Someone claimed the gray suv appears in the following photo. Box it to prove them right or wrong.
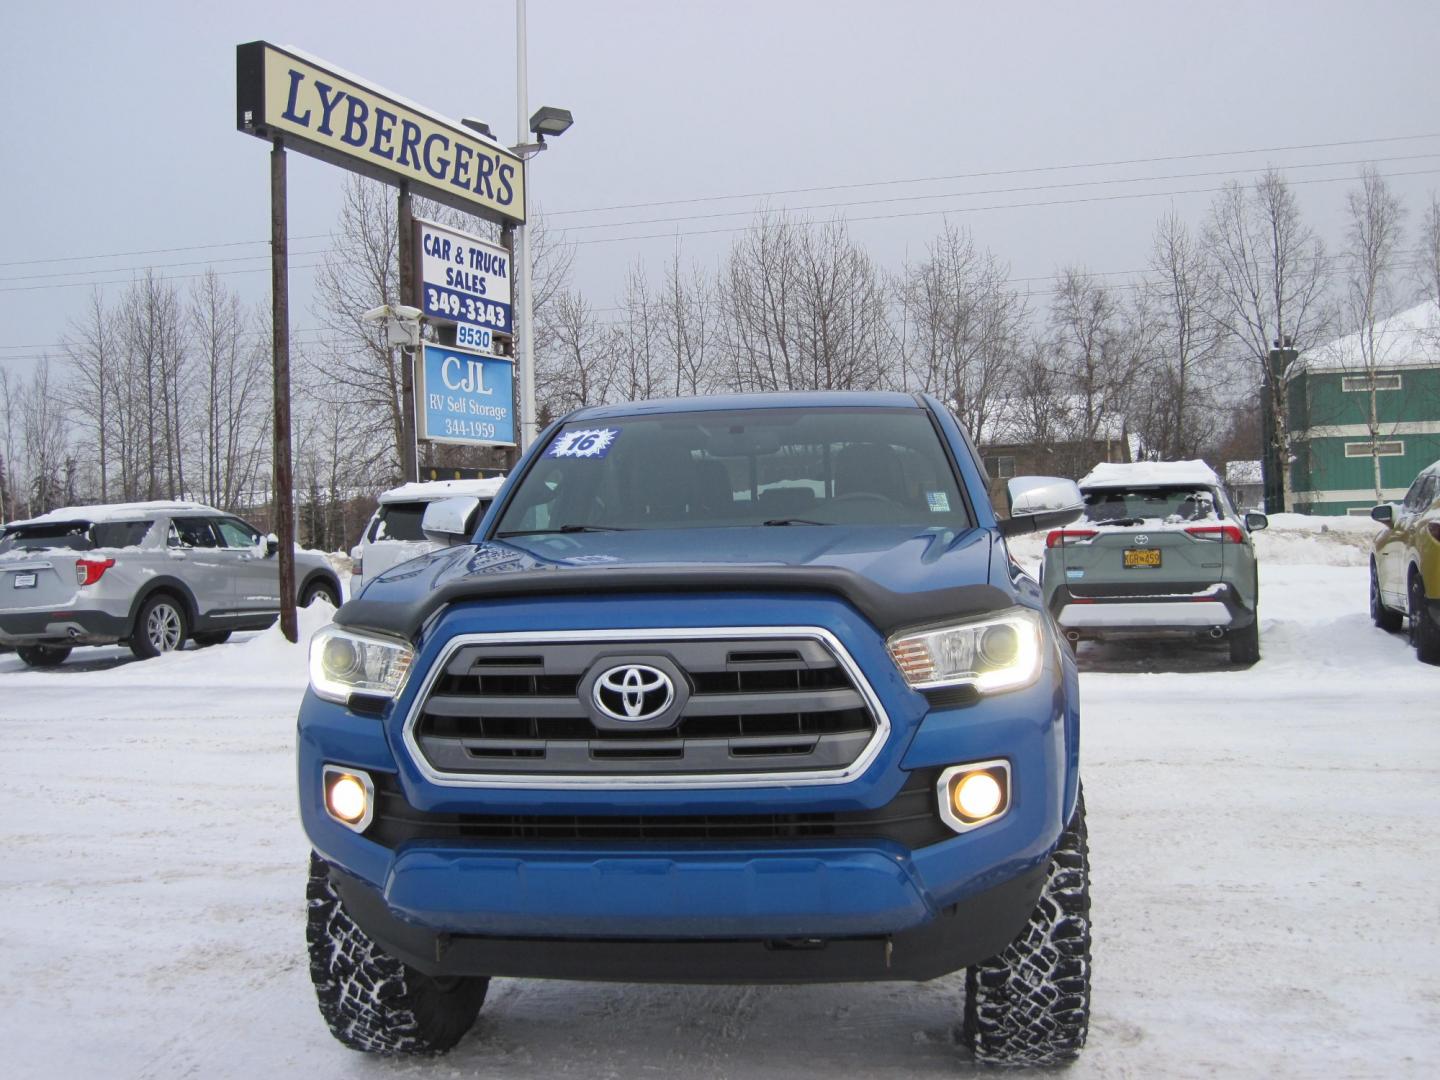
[1038,461,1268,663]
[0,500,342,667]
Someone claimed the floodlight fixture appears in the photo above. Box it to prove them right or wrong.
[529,106,573,138]
[461,117,494,138]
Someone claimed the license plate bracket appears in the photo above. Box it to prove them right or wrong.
[13,572,37,588]
[1123,548,1161,569]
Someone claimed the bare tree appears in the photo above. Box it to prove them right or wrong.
[899,223,1028,440]
[659,250,717,397]
[1339,166,1407,500]
[1419,192,1440,309]
[19,361,70,515]
[1143,211,1229,459]
[1204,171,1331,510]
[118,271,187,499]
[189,273,271,509]
[610,262,663,401]
[61,290,119,501]
[721,214,896,393]
[538,290,617,414]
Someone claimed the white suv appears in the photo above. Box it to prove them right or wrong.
[351,477,505,594]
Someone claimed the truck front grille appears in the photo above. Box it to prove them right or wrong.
[405,629,887,784]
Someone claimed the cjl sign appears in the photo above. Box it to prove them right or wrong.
[417,344,514,446]
[415,218,511,345]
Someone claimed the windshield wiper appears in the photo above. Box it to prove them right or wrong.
[761,518,833,527]
[495,525,633,538]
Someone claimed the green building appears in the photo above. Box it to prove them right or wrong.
[1286,300,1440,515]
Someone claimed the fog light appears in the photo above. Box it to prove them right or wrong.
[323,766,373,832]
[936,760,1011,834]
[955,771,1003,819]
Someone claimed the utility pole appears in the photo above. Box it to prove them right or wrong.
[397,180,419,481]
[270,137,297,643]
[515,0,537,451]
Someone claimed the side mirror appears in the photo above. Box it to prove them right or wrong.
[421,496,481,544]
[265,533,280,556]
[1244,511,1269,532]
[1370,504,1394,526]
[999,476,1085,538]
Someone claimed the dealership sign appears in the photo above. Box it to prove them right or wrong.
[236,42,525,225]
[418,343,515,446]
[415,218,511,345]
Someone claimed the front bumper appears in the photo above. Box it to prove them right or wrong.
[297,591,1080,980]
[0,607,129,646]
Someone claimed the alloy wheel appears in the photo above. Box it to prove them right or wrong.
[147,602,184,652]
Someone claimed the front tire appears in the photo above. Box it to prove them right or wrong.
[306,853,489,1055]
[192,631,232,647]
[963,789,1092,1068]
[1410,571,1440,666]
[1372,561,1402,632]
[130,594,189,659]
[16,644,72,668]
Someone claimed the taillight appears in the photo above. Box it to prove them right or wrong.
[1185,524,1245,544]
[1045,529,1098,548]
[76,556,115,586]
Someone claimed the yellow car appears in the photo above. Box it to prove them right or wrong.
[1371,458,1440,664]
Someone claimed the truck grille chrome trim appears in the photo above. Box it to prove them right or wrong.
[400,627,892,789]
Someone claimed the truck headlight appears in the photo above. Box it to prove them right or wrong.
[309,626,414,704]
[887,607,1043,694]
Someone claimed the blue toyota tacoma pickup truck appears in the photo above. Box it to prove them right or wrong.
[299,391,1090,1067]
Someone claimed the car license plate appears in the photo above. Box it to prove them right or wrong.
[13,572,37,588]
[1123,548,1161,569]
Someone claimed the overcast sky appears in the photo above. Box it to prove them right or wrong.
[4,0,1440,373]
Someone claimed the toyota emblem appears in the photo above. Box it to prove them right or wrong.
[1134,534,1149,545]
[593,664,675,722]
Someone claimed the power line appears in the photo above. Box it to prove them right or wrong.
[545,132,1440,217]
[565,167,1440,247]
[0,249,335,285]
[3,131,1438,270]
[553,153,1440,235]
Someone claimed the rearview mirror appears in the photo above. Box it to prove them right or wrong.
[422,496,481,544]
[1370,504,1394,526]
[1244,511,1269,532]
[999,476,1085,538]
[264,533,279,556]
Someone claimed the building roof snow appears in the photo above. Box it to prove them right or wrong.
[1295,299,1440,372]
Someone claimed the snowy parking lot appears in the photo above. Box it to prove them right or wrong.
[1,518,1436,1078]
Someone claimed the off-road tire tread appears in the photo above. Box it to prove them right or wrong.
[305,853,487,1055]
[962,789,1091,1068]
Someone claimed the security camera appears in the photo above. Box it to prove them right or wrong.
[393,304,422,321]
[360,304,391,323]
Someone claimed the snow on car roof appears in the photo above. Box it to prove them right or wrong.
[1079,460,1221,489]
[377,477,505,504]
[5,500,223,527]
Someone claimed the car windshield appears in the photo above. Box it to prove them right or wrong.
[494,407,972,534]
[0,519,153,554]
[1082,486,1220,525]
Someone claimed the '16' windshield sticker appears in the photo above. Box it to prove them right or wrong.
[546,427,621,459]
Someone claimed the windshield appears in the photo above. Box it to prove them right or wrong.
[1082,486,1221,525]
[494,407,972,535]
[0,519,153,554]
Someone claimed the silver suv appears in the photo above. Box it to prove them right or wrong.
[0,500,342,667]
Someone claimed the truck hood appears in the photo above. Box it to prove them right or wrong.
[343,525,1013,640]
[373,525,992,596]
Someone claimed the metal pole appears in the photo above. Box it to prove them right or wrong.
[515,0,537,450]
[397,181,419,481]
[270,138,297,643]
[500,221,521,471]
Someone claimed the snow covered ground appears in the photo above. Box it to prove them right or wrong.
[1,521,1437,1078]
